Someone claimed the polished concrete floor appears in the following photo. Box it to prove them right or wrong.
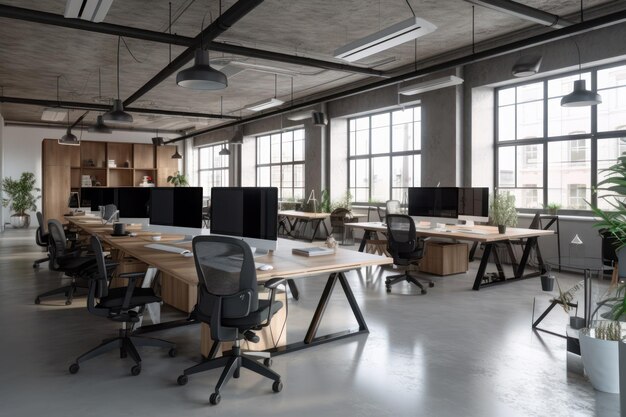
[0,229,619,417]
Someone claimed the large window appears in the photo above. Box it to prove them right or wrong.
[195,143,229,198]
[256,129,305,200]
[348,107,421,204]
[496,62,626,210]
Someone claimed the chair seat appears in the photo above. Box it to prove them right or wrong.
[197,299,283,329]
[98,287,161,309]
[57,256,96,273]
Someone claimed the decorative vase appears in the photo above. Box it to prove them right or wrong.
[579,327,620,393]
[10,214,30,228]
[498,224,506,234]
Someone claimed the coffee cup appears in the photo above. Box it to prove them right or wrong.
[113,222,126,235]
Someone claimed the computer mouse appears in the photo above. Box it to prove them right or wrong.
[258,264,273,271]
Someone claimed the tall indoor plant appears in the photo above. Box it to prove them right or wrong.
[489,192,517,233]
[1,172,40,228]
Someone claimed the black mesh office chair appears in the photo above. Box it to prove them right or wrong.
[102,204,119,223]
[69,236,176,376]
[330,207,355,245]
[34,219,96,305]
[177,235,284,405]
[385,214,433,294]
[600,229,620,283]
[33,212,50,268]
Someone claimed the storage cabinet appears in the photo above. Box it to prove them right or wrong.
[420,241,469,276]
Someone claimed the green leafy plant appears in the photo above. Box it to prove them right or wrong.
[166,171,189,187]
[589,154,626,249]
[1,172,40,215]
[320,189,331,213]
[331,190,353,212]
[489,192,518,227]
[545,202,561,214]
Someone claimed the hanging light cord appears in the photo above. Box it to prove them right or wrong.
[405,0,415,17]
[472,6,475,54]
[116,36,121,100]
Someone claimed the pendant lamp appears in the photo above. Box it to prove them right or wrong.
[103,37,133,123]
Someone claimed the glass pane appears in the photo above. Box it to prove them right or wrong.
[547,97,591,136]
[355,130,369,155]
[349,119,356,132]
[597,137,626,210]
[355,117,369,131]
[392,123,413,152]
[371,126,390,154]
[392,155,413,189]
[498,87,515,106]
[271,134,281,163]
[371,157,390,203]
[414,155,421,187]
[200,147,210,168]
[349,131,356,157]
[213,147,223,168]
[517,82,543,102]
[293,131,305,161]
[547,140,591,209]
[498,105,515,141]
[598,65,626,89]
[293,164,304,189]
[349,160,356,188]
[356,159,369,188]
[498,147,515,187]
[548,73,591,98]
[257,166,270,186]
[271,166,281,189]
[294,188,304,200]
[281,165,293,192]
[199,171,210,197]
[517,144,543,188]
[355,188,369,203]
[413,118,421,150]
[413,107,421,122]
[517,101,543,139]
[257,136,270,164]
[597,86,626,132]
[501,188,542,209]
[371,113,389,128]
[282,132,293,163]
[392,108,413,125]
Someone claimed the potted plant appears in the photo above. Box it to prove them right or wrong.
[1,172,40,228]
[489,192,517,234]
[545,202,561,215]
[166,171,189,187]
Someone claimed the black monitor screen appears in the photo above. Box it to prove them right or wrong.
[149,187,202,228]
[210,187,278,241]
[408,187,459,219]
[81,187,115,211]
[117,188,150,218]
[458,187,489,217]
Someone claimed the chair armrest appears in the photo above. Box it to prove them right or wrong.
[263,278,287,325]
[264,278,286,290]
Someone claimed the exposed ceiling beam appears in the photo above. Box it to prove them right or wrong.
[166,8,626,144]
[0,4,386,78]
[464,0,576,28]
[0,96,240,120]
[122,0,264,107]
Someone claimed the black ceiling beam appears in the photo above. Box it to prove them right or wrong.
[0,4,385,78]
[123,0,264,107]
[166,9,626,143]
[0,96,239,120]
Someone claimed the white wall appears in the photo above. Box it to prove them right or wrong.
[0,124,180,228]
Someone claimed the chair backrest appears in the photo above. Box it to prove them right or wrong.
[386,214,416,254]
[47,219,69,264]
[599,229,619,263]
[103,204,118,223]
[193,235,258,319]
[386,200,401,215]
[330,208,354,227]
[529,212,541,229]
[90,236,110,300]
[35,211,47,246]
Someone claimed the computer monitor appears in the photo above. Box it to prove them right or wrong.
[147,187,204,240]
[81,187,115,211]
[408,187,459,228]
[458,187,489,225]
[117,187,150,218]
[210,187,278,254]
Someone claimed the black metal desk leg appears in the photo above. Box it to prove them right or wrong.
[473,243,493,290]
[516,237,537,278]
[287,279,300,301]
[309,219,322,242]
[358,230,372,253]
[469,242,479,261]
[491,247,506,280]
[304,273,338,343]
[505,241,519,272]
[337,272,368,332]
[532,300,559,328]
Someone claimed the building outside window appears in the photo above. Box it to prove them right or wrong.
[256,128,305,200]
[495,62,626,210]
[348,106,421,205]
[193,143,229,199]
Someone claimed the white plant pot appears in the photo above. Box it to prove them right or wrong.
[579,328,620,393]
[619,340,626,414]
[10,214,30,228]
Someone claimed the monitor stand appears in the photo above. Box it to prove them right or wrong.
[463,220,475,227]
[251,247,271,257]
[415,221,448,231]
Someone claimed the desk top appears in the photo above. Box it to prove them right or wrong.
[67,216,393,285]
[346,221,554,243]
[278,210,330,220]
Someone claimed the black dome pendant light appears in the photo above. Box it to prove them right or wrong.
[103,37,133,124]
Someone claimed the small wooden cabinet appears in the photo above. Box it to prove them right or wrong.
[420,241,469,276]
[42,139,181,223]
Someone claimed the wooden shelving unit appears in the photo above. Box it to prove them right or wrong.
[42,139,180,223]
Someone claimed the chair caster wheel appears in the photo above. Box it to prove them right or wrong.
[65,300,72,306]
[421,289,427,295]
[33,263,38,268]
[177,375,188,386]
[168,348,177,358]
[263,358,272,367]
[428,282,435,287]
[386,287,391,293]
[272,380,283,392]
[209,393,221,405]
[131,365,141,376]
[69,363,79,374]
[34,297,41,305]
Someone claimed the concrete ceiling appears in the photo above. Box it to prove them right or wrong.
[0,0,622,132]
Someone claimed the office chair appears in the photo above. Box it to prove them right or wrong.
[34,219,96,305]
[600,229,620,284]
[177,235,284,405]
[385,214,433,294]
[386,199,401,215]
[69,236,176,376]
[102,204,119,224]
[330,207,356,245]
[33,212,50,268]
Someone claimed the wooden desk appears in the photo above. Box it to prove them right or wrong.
[67,216,393,356]
[347,222,554,290]
[278,210,331,242]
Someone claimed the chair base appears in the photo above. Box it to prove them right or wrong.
[33,256,50,268]
[34,280,81,305]
[178,342,281,404]
[70,328,176,376]
[385,271,434,294]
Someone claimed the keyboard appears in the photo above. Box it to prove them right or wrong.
[145,243,191,255]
